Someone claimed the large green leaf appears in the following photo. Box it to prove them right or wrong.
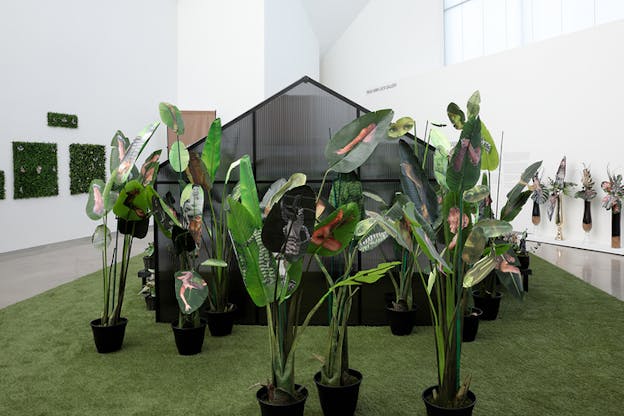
[338,261,400,286]
[202,118,222,183]
[159,102,185,136]
[466,91,481,119]
[429,127,451,153]
[433,148,449,190]
[462,226,486,265]
[86,179,107,220]
[500,190,531,222]
[399,140,439,224]
[479,121,499,171]
[113,180,154,221]
[235,155,262,228]
[388,117,415,138]
[308,203,360,257]
[463,255,496,288]
[447,117,482,193]
[325,109,394,173]
[174,271,208,314]
[227,197,272,307]
[463,184,490,203]
[476,218,513,237]
[367,210,411,251]
[506,161,543,203]
[169,140,189,173]
[260,173,307,216]
[447,102,465,130]
[91,224,112,251]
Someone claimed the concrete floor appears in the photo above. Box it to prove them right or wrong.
[0,230,152,309]
[0,234,622,308]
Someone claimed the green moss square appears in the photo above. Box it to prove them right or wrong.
[69,144,106,195]
[0,170,5,200]
[13,142,58,199]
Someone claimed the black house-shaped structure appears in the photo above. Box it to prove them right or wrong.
[154,76,434,324]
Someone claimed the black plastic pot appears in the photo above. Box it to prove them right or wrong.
[521,269,532,292]
[90,317,128,353]
[143,255,155,270]
[256,384,308,416]
[205,304,237,336]
[386,306,416,336]
[462,308,482,342]
[171,320,206,355]
[144,295,156,311]
[422,385,476,416]
[473,291,502,321]
[517,254,530,270]
[314,369,362,416]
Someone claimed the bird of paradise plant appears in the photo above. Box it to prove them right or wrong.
[86,122,161,329]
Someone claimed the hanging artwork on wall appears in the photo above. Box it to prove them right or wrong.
[13,141,58,199]
[0,170,5,200]
[47,112,78,128]
[69,143,105,194]
[574,164,597,233]
[601,170,623,248]
[545,156,576,240]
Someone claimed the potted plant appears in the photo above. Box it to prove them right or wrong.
[601,169,623,248]
[544,156,576,240]
[226,153,397,415]
[86,121,161,353]
[392,91,532,413]
[574,165,597,233]
[159,103,237,336]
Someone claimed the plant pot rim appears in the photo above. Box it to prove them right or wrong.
[473,289,503,299]
[464,307,483,318]
[90,317,128,328]
[313,368,363,388]
[205,303,237,314]
[171,319,207,330]
[422,385,477,411]
[256,384,308,406]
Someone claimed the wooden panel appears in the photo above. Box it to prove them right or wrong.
[167,110,217,150]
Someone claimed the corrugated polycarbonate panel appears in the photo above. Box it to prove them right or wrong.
[255,83,357,181]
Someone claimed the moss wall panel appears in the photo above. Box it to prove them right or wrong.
[0,170,5,199]
[69,144,105,194]
[13,142,58,199]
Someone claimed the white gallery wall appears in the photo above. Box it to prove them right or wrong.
[325,17,624,254]
[0,0,177,253]
[177,0,319,123]
[321,0,444,102]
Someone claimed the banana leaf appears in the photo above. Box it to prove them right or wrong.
[434,148,449,190]
[506,161,543,203]
[169,140,189,173]
[325,109,394,173]
[479,121,499,171]
[233,155,262,228]
[174,270,208,314]
[463,255,496,288]
[429,127,451,152]
[447,117,482,193]
[476,218,513,238]
[500,190,531,222]
[399,140,439,224]
[334,261,400,287]
[202,118,222,184]
[159,102,185,136]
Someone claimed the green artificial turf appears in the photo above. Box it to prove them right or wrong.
[0,255,623,415]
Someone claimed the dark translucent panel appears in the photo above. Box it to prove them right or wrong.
[255,83,357,181]
[214,114,253,182]
[359,140,401,180]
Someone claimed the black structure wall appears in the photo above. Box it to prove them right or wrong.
[154,76,434,325]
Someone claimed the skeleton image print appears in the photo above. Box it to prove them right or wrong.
[174,270,209,314]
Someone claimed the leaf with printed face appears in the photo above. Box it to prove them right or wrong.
[325,109,394,173]
[180,184,204,219]
[388,117,415,138]
[447,102,465,130]
[174,270,208,314]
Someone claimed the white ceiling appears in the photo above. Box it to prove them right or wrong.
[301,0,370,56]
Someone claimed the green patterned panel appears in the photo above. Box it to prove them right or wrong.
[47,112,78,128]
[13,142,58,199]
[69,144,105,194]
[0,170,5,199]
